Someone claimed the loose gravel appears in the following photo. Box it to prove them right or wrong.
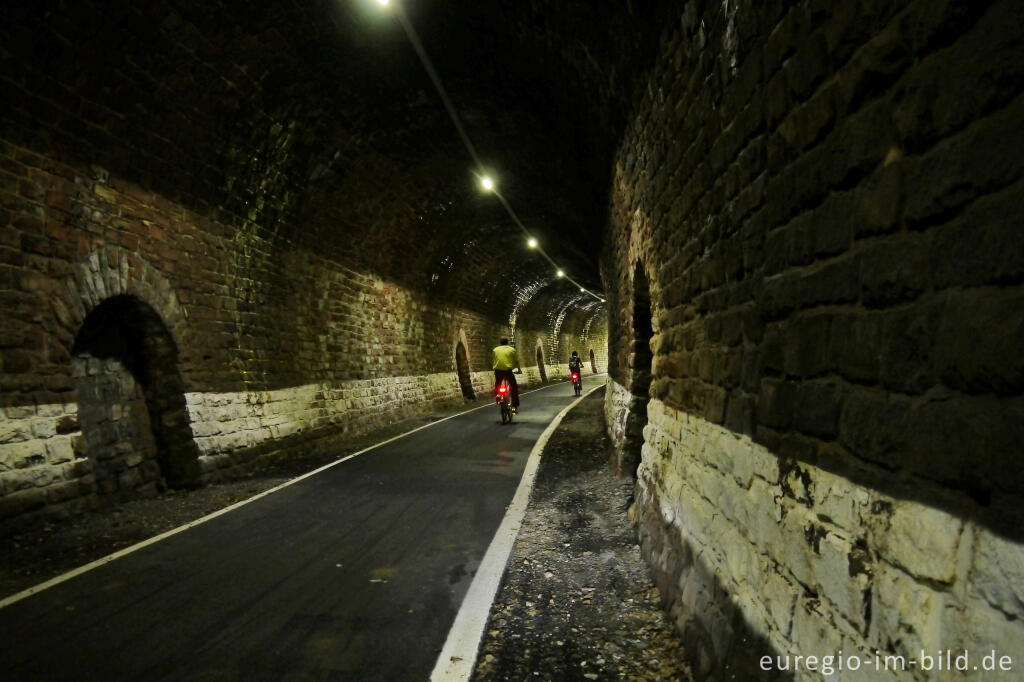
[473,389,692,681]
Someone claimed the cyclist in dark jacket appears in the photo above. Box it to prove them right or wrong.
[568,351,583,376]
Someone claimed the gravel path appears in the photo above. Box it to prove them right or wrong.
[473,388,692,681]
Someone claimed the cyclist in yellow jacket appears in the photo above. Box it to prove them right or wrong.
[491,337,522,413]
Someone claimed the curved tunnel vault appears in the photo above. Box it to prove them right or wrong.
[2,0,1022,678]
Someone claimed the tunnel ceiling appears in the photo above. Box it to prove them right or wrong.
[3,0,673,312]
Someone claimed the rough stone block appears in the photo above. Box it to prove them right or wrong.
[2,440,48,469]
[45,436,75,464]
[943,595,1024,670]
[0,417,32,445]
[793,380,843,440]
[904,93,1024,229]
[815,531,871,632]
[933,287,1024,396]
[724,390,755,438]
[892,0,1024,154]
[837,386,907,466]
[809,467,870,533]
[900,394,1024,495]
[762,565,798,635]
[757,377,797,429]
[782,314,833,378]
[870,561,943,664]
[877,502,963,583]
[970,528,1024,621]
[876,305,941,394]
[789,598,845,659]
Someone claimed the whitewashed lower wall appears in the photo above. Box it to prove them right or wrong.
[632,395,1024,681]
[0,368,518,525]
[185,370,483,471]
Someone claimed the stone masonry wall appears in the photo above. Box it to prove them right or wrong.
[636,397,1024,680]
[1,0,614,527]
[603,1,1024,679]
[73,355,161,498]
[0,148,577,528]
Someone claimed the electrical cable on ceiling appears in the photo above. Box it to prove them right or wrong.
[381,0,605,304]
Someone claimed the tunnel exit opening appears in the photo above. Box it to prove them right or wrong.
[455,340,475,400]
[72,295,200,498]
[623,262,653,476]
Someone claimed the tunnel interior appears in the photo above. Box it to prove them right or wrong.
[2,0,1022,677]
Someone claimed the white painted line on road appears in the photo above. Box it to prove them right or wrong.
[430,379,606,682]
[0,378,588,611]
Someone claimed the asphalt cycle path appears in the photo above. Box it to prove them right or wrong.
[1,381,589,681]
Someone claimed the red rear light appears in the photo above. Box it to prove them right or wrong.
[498,386,507,393]
[571,374,578,380]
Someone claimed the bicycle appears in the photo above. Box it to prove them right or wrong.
[496,379,514,424]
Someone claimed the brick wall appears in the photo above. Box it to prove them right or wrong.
[0,140,596,526]
[0,2,605,527]
[603,1,1024,679]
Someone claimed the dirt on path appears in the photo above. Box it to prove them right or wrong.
[472,388,692,681]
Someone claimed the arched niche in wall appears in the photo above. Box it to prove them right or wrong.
[72,295,200,495]
[454,329,475,400]
[590,348,597,373]
[622,261,653,476]
[53,247,201,495]
[535,343,547,383]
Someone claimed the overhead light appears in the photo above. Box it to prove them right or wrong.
[556,270,564,278]
[480,175,494,192]
[527,237,537,248]
[376,0,390,6]
[580,287,585,292]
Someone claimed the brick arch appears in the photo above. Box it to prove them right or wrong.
[619,259,654,477]
[55,247,201,489]
[453,328,475,400]
[452,328,473,366]
[626,207,661,316]
[50,246,191,365]
[630,260,654,395]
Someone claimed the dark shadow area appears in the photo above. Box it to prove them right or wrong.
[756,426,1024,545]
[589,348,597,373]
[620,262,653,477]
[73,295,200,490]
[536,346,548,383]
[0,1,679,293]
